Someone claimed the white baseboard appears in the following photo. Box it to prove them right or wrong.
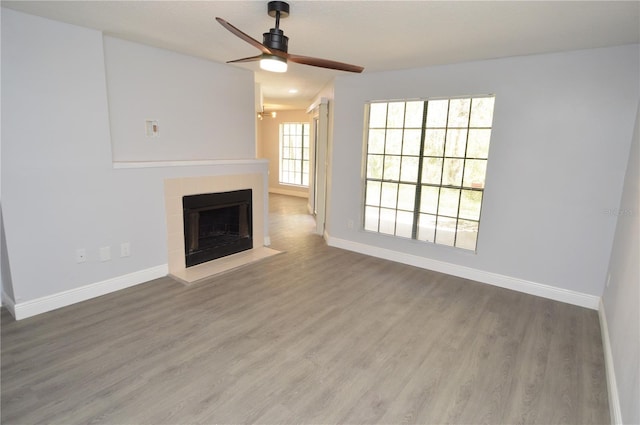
[599,300,622,425]
[1,289,16,317]
[325,234,600,310]
[11,265,168,320]
[269,188,308,198]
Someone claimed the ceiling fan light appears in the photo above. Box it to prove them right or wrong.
[260,55,287,73]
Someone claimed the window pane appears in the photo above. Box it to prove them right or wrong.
[442,158,464,187]
[396,211,413,238]
[424,129,445,156]
[397,184,416,211]
[418,214,436,242]
[448,98,471,128]
[436,216,457,246]
[455,219,479,250]
[470,97,495,128]
[400,157,419,183]
[426,100,449,127]
[462,159,487,189]
[445,129,467,157]
[405,101,424,128]
[364,206,379,231]
[466,129,491,159]
[402,129,421,156]
[366,181,381,206]
[459,190,482,220]
[363,96,493,252]
[383,156,401,181]
[438,188,460,217]
[387,102,405,128]
[280,122,309,187]
[422,158,443,185]
[366,154,384,180]
[369,103,387,128]
[385,129,403,155]
[379,208,396,235]
[380,182,398,208]
[420,186,439,214]
[368,129,386,154]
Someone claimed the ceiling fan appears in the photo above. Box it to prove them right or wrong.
[216,1,364,73]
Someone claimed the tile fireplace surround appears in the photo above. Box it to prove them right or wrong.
[164,173,279,284]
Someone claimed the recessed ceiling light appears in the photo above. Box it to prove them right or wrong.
[288,89,299,94]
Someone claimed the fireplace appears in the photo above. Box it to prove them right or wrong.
[183,189,253,267]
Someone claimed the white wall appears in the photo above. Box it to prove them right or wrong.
[602,102,639,425]
[329,45,639,300]
[1,9,260,309]
[104,36,255,161]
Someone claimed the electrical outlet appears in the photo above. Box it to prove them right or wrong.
[75,249,86,263]
[99,246,111,262]
[120,242,130,258]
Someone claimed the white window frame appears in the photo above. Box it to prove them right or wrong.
[279,122,310,187]
[362,95,495,252]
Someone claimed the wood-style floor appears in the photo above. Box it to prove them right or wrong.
[1,194,609,424]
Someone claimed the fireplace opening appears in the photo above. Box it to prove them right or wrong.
[183,189,252,267]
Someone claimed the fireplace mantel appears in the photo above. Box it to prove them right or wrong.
[114,159,268,169]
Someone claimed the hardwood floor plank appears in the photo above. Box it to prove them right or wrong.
[1,194,610,424]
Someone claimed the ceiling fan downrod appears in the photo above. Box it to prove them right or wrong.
[263,1,289,53]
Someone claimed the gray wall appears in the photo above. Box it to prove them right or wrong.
[104,36,255,161]
[328,45,639,298]
[602,103,639,425]
[1,9,257,304]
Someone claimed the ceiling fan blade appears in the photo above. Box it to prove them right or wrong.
[215,17,272,55]
[287,53,364,73]
[226,55,263,64]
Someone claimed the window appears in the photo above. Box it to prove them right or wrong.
[363,96,495,251]
[279,123,310,186]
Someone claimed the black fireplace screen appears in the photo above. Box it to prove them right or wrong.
[183,189,253,267]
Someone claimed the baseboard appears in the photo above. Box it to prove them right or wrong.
[1,289,16,317]
[325,234,600,310]
[269,188,308,198]
[599,300,623,425]
[12,264,168,320]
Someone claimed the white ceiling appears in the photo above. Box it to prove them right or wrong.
[3,1,639,110]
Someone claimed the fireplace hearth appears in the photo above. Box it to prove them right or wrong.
[183,189,253,267]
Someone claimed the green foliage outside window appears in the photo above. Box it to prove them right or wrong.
[363,96,495,251]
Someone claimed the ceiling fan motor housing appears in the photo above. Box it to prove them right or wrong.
[263,29,288,52]
[264,1,290,52]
